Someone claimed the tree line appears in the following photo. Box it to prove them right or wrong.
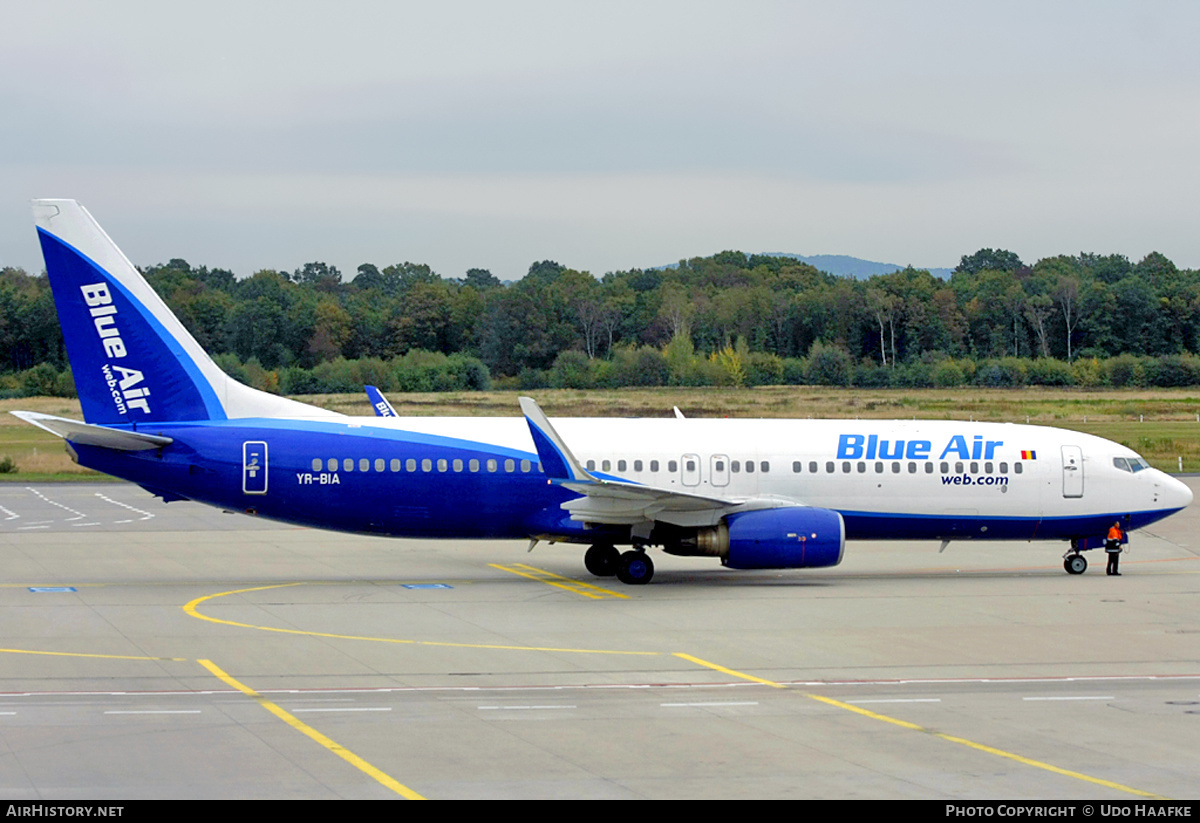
[2,244,1200,397]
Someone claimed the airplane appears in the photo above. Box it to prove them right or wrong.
[16,199,1193,584]
[365,385,398,417]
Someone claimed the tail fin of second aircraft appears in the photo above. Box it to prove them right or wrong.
[32,199,338,425]
[365,385,398,417]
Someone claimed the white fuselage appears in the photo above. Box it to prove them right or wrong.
[328,415,1189,540]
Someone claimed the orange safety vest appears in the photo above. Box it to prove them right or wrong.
[1108,525,1123,542]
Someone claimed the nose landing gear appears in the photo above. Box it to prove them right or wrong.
[1063,552,1087,575]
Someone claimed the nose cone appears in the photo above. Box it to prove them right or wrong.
[1163,474,1194,511]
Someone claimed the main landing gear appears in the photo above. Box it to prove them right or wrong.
[584,543,654,585]
[584,543,619,576]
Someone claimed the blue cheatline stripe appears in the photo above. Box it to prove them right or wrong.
[38,228,227,421]
[839,507,1183,541]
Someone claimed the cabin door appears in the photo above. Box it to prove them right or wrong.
[243,441,268,494]
[1061,445,1083,498]
[710,454,730,487]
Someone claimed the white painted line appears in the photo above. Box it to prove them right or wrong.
[95,493,154,521]
[780,674,1200,687]
[660,702,760,707]
[290,707,393,713]
[26,488,87,521]
[0,674,1194,701]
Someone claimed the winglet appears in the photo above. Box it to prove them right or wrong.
[365,385,398,417]
[518,397,593,482]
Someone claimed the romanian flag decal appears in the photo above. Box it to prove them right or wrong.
[1020,450,1037,460]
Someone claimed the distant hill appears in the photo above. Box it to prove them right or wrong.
[763,253,954,280]
[652,253,953,279]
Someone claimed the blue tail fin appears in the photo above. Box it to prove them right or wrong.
[33,200,337,425]
[365,385,398,417]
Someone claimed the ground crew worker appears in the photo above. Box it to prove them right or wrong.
[1106,521,1124,576]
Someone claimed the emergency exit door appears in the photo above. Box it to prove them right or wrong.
[243,441,268,494]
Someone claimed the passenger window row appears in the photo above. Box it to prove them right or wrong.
[584,459,770,473]
[577,457,1025,477]
[792,460,1023,475]
[586,459,666,472]
[310,457,540,474]
[310,453,1025,478]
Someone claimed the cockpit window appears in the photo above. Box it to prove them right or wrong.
[1115,456,1150,473]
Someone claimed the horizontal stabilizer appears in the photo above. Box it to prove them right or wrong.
[11,411,172,451]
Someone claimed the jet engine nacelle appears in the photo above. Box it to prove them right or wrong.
[722,507,845,570]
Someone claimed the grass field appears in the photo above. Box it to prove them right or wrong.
[1,386,1199,480]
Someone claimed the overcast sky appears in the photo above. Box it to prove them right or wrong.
[3,1,1198,280]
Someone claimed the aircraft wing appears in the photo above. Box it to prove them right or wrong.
[11,411,173,451]
[519,396,795,527]
[557,476,749,526]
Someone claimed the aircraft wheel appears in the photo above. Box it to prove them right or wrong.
[616,550,654,585]
[584,543,620,577]
[1065,554,1087,575]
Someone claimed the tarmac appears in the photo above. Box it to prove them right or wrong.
[0,481,1197,799]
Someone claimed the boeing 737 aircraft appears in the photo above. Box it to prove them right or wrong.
[16,200,1193,584]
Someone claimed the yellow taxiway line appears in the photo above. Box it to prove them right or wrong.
[490,563,629,599]
[677,652,1165,799]
[197,658,424,800]
[181,582,1170,799]
[184,583,655,656]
